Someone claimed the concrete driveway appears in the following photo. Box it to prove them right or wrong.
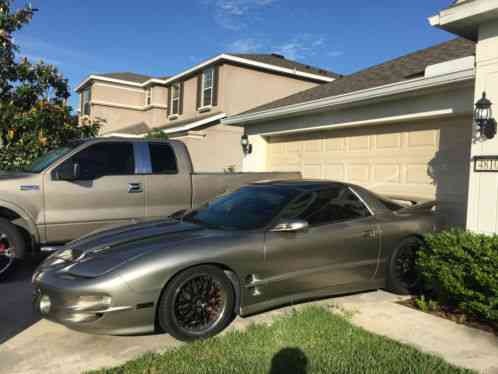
[1,287,497,374]
[0,257,44,345]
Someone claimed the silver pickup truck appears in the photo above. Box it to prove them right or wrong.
[0,138,299,276]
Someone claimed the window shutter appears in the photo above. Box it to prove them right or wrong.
[179,82,184,115]
[167,86,171,116]
[196,74,202,109]
[212,65,219,106]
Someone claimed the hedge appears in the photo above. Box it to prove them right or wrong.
[417,229,498,322]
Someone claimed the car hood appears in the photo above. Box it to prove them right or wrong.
[0,171,35,180]
[40,218,217,278]
[68,218,204,254]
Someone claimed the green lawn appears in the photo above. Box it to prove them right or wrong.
[89,306,473,374]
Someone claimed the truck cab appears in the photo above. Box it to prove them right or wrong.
[0,138,299,277]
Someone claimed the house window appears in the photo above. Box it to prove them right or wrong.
[171,83,181,115]
[81,88,91,116]
[201,68,214,107]
[145,88,152,106]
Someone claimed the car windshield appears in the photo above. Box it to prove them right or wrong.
[183,186,300,230]
[22,141,82,173]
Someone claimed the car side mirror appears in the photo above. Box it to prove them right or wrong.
[271,219,309,233]
[54,160,80,181]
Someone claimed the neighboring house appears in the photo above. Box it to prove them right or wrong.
[225,0,498,234]
[75,55,339,171]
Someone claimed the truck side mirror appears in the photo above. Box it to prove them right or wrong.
[53,160,80,181]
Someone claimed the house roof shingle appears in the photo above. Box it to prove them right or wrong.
[227,53,341,79]
[97,72,153,84]
[243,38,476,114]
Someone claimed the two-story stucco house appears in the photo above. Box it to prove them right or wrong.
[75,54,339,171]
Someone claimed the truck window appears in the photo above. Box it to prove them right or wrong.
[149,143,178,174]
[73,142,135,179]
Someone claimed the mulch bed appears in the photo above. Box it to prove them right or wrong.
[399,298,498,337]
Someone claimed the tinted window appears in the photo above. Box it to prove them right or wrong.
[183,186,299,230]
[281,187,371,226]
[352,185,401,212]
[149,143,178,174]
[23,142,82,173]
[72,142,135,179]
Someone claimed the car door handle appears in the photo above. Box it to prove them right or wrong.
[128,183,143,193]
[362,230,377,239]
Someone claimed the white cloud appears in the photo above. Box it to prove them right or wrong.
[204,0,277,30]
[227,34,343,62]
[273,34,327,60]
[227,38,264,53]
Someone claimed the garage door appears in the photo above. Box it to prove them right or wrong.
[266,116,472,226]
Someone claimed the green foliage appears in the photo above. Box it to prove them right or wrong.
[144,129,168,140]
[417,229,498,322]
[89,306,470,374]
[0,1,100,171]
[415,295,439,313]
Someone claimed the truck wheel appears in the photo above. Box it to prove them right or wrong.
[0,218,27,278]
[157,265,235,342]
[387,237,423,295]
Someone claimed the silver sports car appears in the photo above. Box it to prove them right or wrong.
[33,180,442,341]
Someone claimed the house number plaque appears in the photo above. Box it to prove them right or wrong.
[474,156,498,172]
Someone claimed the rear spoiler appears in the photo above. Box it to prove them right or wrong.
[380,194,436,213]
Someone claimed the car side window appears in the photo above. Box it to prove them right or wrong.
[149,143,178,174]
[72,142,135,179]
[281,187,371,226]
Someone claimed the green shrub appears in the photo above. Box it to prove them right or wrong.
[417,229,498,322]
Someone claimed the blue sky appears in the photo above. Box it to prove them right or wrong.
[13,0,457,110]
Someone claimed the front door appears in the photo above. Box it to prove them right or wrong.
[260,186,380,302]
[44,141,146,243]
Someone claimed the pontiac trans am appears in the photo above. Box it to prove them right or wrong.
[33,180,442,341]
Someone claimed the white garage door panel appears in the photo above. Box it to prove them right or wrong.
[267,117,472,226]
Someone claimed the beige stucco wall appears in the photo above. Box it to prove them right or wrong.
[82,82,168,134]
[172,124,244,172]
[91,83,146,107]
[160,63,322,130]
[466,19,498,234]
[220,64,318,116]
[243,83,474,137]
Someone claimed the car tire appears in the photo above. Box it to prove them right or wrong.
[157,265,236,342]
[0,218,27,279]
[387,236,423,295]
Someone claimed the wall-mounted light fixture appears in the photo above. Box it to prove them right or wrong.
[475,92,497,139]
[241,134,253,155]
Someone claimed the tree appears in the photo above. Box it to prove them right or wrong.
[145,128,169,140]
[0,1,100,171]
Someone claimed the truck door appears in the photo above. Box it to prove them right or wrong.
[144,142,191,218]
[43,141,146,243]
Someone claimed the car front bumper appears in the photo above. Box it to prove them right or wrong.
[32,268,160,336]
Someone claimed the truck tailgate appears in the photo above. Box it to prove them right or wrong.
[191,172,301,207]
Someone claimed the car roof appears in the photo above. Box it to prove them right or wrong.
[250,179,350,192]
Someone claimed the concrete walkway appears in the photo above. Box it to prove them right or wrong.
[0,291,497,374]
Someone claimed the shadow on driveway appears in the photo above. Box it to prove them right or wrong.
[0,255,45,345]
